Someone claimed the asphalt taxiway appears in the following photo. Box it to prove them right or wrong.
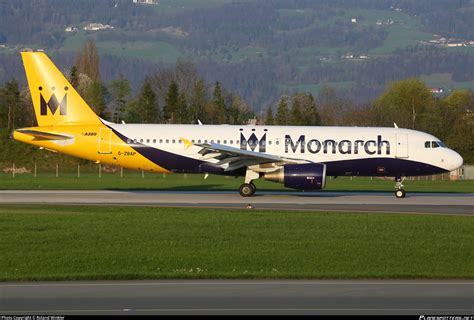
[0,190,472,215]
[1,280,473,315]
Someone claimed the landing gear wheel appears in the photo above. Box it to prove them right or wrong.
[395,189,406,198]
[249,182,256,194]
[239,183,256,197]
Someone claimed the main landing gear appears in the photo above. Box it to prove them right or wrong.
[394,176,406,198]
[239,169,259,197]
[239,182,256,197]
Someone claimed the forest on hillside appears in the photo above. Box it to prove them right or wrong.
[0,0,474,109]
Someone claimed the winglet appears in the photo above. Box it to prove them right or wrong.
[394,122,399,128]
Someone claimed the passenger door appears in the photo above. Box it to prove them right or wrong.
[395,133,409,158]
[98,128,112,154]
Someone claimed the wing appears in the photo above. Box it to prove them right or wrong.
[194,141,308,172]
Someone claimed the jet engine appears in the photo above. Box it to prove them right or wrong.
[264,163,326,190]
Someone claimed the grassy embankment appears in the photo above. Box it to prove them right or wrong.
[0,205,472,281]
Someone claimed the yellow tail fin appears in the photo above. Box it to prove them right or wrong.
[21,52,101,126]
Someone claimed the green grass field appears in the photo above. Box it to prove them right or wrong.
[0,205,472,281]
[0,172,473,193]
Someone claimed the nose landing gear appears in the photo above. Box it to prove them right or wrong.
[394,176,406,198]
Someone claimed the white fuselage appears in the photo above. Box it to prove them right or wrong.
[106,123,463,177]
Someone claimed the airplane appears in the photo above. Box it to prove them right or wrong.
[13,52,464,198]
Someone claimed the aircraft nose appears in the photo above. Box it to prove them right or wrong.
[447,150,463,171]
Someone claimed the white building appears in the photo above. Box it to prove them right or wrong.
[65,26,78,32]
[83,23,114,31]
[133,0,159,4]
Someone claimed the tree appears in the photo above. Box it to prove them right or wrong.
[164,80,179,123]
[123,99,141,123]
[137,78,159,124]
[442,90,474,163]
[83,81,109,120]
[275,95,289,125]
[190,79,207,124]
[265,106,274,125]
[75,39,100,82]
[110,75,131,123]
[318,86,344,126]
[176,93,189,124]
[1,80,21,133]
[69,66,79,88]
[302,93,320,126]
[174,58,198,100]
[227,94,253,125]
[212,81,226,124]
[290,94,304,125]
[374,79,433,129]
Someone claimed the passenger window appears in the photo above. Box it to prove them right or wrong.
[140,139,143,143]
[146,139,150,143]
[229,140,233,144]
[268,141,272,145]
[276,140,280,145]
[159,139,163,143]
[204,140,208,143]
[192,139,195,143]
[172,139,176,144]
[166,139,169,144]
[153,139,156,144]
[425,141,430,148]
[198,139,202,143]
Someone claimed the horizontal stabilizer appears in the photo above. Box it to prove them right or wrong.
[15,129,72,140]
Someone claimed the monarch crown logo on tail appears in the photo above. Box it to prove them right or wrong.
[39,86,68,116]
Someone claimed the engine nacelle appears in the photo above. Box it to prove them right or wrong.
[264,163,326,190]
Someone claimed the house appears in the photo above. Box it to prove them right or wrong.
[83,23,114,31]
[430,88,444,94]
[446,42,465,47]
[351,18,357,23]
[65,26,78,33]
[133,0,159,4]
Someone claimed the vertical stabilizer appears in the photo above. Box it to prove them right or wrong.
[21,52,101,126]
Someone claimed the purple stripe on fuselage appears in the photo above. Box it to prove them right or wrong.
[323,157,447,177]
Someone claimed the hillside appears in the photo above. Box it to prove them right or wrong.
[0,0,474,110]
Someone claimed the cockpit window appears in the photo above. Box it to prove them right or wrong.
[425,141,430,148]
[432,141,440,148]
[437,141,446,148]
